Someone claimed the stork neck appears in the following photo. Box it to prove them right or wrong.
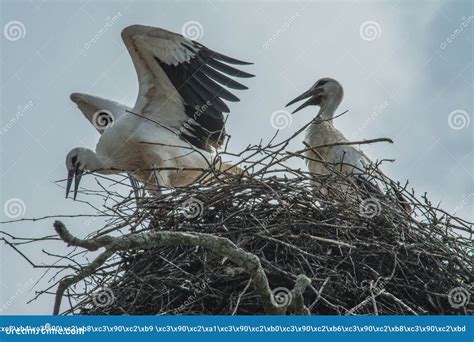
[80,149,111,173]
[317,95,342,122]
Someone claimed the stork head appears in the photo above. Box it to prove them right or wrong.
[65,148,89,200]
[70,93,128,132]
[286,78,343,114]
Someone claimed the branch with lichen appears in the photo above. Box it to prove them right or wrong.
[53,220,311,315]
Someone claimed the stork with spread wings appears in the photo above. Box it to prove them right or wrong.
[67,25,253,199]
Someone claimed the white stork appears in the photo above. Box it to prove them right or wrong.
[286,78,410,211]
[66,25,253,199]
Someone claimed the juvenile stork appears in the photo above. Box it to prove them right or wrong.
[286,78,410,211]
[66,25,253,199]
[286,78,363,177]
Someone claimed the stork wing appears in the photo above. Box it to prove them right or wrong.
[334,145,405,199]
[121,25,254,151]
[352,147,411,213]
[70,93,131,134]
[326,144,383,190]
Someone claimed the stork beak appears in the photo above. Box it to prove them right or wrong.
[65,166,83,200]
[65,169,74,199]
[286,88,322,114]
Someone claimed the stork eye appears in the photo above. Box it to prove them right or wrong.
[92,109,114,131]
[318,80,329,87]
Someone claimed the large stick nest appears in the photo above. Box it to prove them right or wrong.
[3,128,473,315]
[66,142,474,315]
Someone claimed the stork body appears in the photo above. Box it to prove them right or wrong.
[94,115,212,187]
[66,25,253,199]
[304,120,369,177]
[286,78,410,213]
[287,78,369,178]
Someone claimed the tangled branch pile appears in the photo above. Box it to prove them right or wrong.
[4,128,473,315]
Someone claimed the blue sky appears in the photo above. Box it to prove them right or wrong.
[1,0,472,314]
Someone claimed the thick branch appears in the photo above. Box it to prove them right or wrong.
[288,274,312,315]
[53,249,113,315]
[53,221,310,315]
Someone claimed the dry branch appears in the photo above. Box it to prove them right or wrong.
[52,221,311,315]
[2,119,472,316]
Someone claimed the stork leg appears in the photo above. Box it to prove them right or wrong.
[141,167,170,197]
[153,169,171,195]
[127,174,141,204]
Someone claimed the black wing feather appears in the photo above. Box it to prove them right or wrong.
[200,46,253,65]
[154,42,253,150]
[193,70,240,102]
[205,57,255,78]
[200,64,248,90]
